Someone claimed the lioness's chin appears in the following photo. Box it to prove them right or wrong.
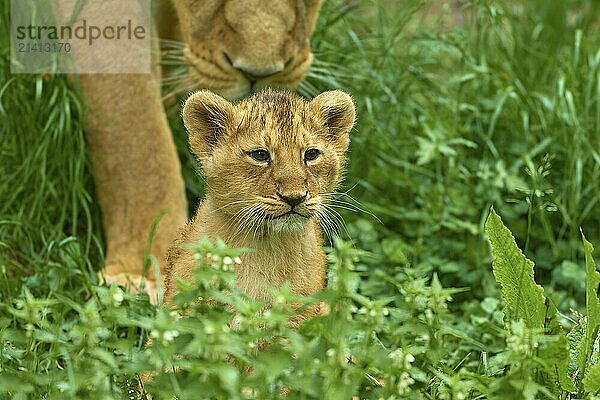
[183,48,311,101]
[189,75,301,102]
[266,214,310,233]
[218,86,252,101]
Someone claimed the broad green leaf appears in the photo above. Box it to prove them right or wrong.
[583,362,600,393]
[581,234,600,391]
[485,208,575,392]
[566,317,584,375]
[538,300,576,392]
[484,207,545,329]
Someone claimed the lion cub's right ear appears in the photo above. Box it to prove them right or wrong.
[182,90,234,158]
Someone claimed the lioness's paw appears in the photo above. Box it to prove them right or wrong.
[99,271,159,305]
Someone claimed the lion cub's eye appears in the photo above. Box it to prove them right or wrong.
[248,149,271,163]
[304,148,321,162]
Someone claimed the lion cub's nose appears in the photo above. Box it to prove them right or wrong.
[278,192,308,207]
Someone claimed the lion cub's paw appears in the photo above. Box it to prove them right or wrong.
[99,271,159,305]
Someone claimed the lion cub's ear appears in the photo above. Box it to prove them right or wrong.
[309,90,355,152]
[182,90,234,158]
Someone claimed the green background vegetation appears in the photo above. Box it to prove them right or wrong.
[1,0,600,398]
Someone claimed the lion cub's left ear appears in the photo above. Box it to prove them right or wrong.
[309,90,355,152]
[182,90,234,159]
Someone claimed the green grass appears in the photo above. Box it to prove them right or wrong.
[0,1,102,301]
[2,0,600,398]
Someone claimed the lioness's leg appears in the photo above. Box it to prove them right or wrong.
[49,0,187,303]
[79,73,187,303]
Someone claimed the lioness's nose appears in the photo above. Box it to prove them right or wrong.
[278,191,307,207]
[231,60,285,79]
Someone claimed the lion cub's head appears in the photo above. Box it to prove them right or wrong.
[174,0,323,100]
[182,89,355,234]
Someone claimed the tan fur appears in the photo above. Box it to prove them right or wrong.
[174,0,323,99]
[59,1,323,302]
[164,90,356,320]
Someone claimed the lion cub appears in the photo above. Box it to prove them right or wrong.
[164,89,355,318]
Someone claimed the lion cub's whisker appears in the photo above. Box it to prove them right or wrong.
[232,205,262,244]
[320,204,352,239]
[315,208,336,246]
[205,199,257,217]
[321,192,382,224]
[323,199,368,215]
[222,204,259,240]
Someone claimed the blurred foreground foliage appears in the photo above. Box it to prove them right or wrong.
[1,225,599,399]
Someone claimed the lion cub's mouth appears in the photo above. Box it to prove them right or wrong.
[269,210,310,220]
[264,209,311,233]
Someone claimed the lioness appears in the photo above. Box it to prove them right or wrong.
[164,89,355,317]
[68,1,323,301]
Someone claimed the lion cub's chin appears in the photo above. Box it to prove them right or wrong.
[266,213,310,234]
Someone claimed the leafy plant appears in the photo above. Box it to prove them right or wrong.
[580,234,600,393]
[485,207,600,398]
